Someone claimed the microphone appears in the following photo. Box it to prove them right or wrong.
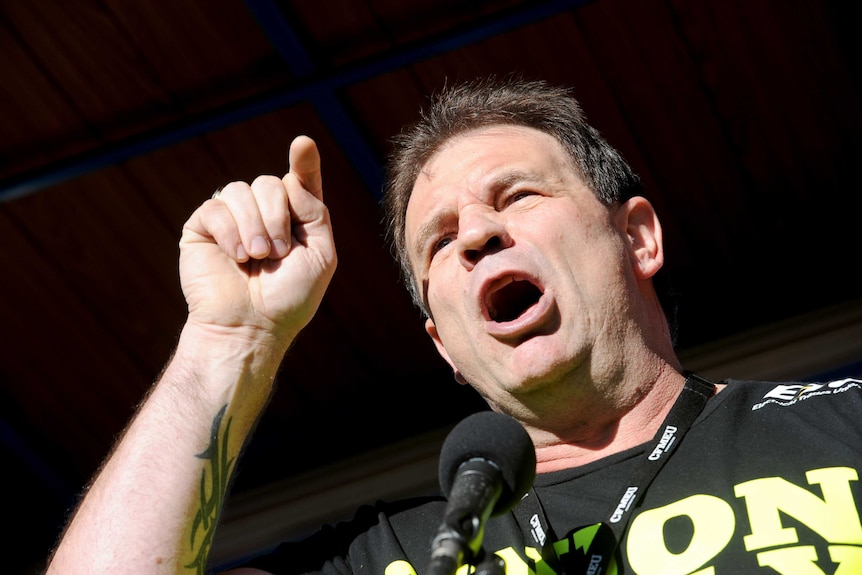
[428,411,536,575]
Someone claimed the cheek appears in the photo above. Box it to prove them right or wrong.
[426,282,458,326]
[425,256,461,313]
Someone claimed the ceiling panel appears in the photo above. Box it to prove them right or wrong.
[1,1,861,573]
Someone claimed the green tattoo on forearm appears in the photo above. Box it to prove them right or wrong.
[186,404,235,574]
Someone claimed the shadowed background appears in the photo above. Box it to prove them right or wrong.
[2,1,861,573]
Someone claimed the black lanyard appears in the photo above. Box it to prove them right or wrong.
[512,373,715,575]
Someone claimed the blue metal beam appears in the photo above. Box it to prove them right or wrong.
[0,0,592,203]
[244,0,385,198]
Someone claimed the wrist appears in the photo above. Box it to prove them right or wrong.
[165,320,292,406]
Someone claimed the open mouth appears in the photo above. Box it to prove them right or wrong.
[485,276,543,323]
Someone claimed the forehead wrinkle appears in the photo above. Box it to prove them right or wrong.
[409,166,563,260]
[489,168,551,194]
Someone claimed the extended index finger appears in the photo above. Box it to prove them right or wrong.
[287,135,322,201]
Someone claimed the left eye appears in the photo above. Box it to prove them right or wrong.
[431,237,452,256]
[508,190,536,205]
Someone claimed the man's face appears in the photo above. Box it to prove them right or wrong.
[405,125,635,409]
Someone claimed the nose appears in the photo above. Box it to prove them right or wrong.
[457,204,511,269]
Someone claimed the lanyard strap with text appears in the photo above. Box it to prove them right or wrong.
[513,373,716,575]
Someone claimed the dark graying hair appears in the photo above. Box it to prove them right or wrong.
[382,76,643,316]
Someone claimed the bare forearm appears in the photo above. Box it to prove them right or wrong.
[46,323,287,575]
[47,136,333,575]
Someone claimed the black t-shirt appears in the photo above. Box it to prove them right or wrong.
[244,377,862,574]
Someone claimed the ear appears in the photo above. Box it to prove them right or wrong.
[425,318,469,385]
[617,196,664,280]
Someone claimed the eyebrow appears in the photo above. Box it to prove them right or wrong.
[409,168,549,261]
[412,211,448,264]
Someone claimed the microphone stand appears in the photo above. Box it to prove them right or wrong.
[427,459,502,575]
[426,511,475,575]
[427,542,505,575]
[473,549,506,575]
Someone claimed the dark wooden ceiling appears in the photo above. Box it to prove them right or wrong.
[3,1,862,573]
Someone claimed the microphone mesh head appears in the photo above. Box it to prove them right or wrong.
[438,411,537,515]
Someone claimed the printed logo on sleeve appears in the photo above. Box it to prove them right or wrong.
[752,378,861,410]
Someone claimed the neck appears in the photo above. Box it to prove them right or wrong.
[523,367,701,473]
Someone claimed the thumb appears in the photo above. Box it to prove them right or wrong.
[286,135,322,201]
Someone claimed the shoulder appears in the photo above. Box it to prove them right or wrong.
[719,376,862,407]
[306,494,447,544]
[702,376,862,437]
[238,495,446,574]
